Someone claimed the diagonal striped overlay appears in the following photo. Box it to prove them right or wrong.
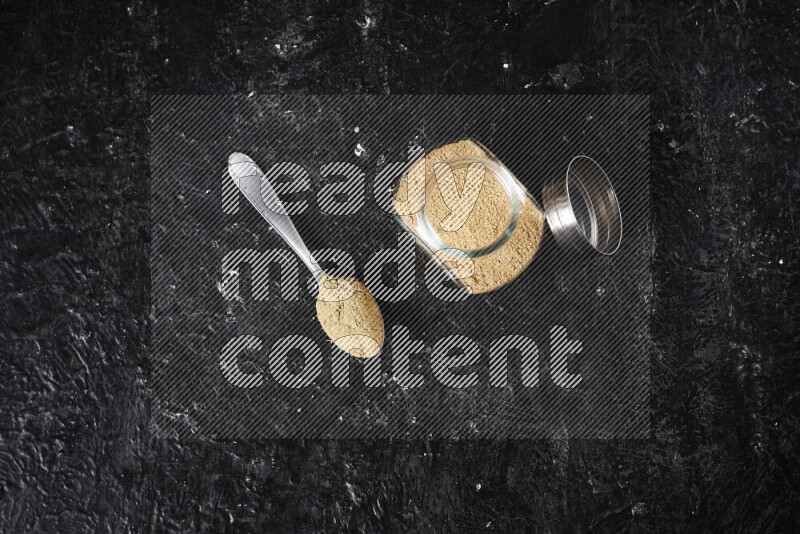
[150,95,651,439]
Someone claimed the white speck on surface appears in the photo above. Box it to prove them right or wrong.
[779,259,784,264]
[247,91,255,97]
[476,482,482,491]
[164,58,169,64]
[524,82,533,89]
[503,63,509,69]
[354,126,360,133]
[346,482,359,504]
[354,143,366,157]
[274,43,281,50]
[695,62,708,76]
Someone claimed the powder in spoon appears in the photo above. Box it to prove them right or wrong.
[315,275,384,358]
[394,139,545,294]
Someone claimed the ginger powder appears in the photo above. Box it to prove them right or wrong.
[393,139,545,294]
[315,275,384,358]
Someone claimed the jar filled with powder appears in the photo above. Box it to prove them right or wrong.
[392,139,546,294]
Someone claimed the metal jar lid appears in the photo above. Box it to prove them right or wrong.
[542,155,622,255]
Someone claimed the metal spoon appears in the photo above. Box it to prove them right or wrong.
[227,152,385,358]
[227,152,324,281]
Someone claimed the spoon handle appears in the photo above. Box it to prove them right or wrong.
[228,152,323,279]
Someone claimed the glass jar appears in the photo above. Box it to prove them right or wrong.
[391,139,546,294]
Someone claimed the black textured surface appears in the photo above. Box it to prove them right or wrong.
[150,95,650,440]
[1,0,798,532]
